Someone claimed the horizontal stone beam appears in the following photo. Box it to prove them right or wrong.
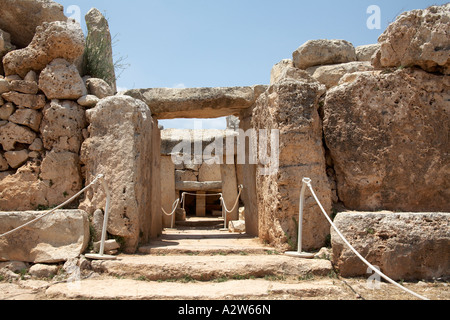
[122,85,268,120]
[176,181,222,192]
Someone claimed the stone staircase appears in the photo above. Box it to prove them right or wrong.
[45,218,343,300]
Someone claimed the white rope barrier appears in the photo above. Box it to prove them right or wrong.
[293,178,429,301]
[161,186,244,230]
[0,174,104,239]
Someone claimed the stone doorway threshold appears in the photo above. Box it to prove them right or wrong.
[139,217,272,255]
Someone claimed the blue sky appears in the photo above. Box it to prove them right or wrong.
[57,0,448,129]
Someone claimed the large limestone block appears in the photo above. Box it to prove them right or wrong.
[123,86,268,119]
[80,96,159,253]
[0,210,89,263]
[0,0,67,48]
[252,79,332,251]
[1,92,46,110]
[39,59,87,100]
[293,39,357,70]
[0,122,36,151]
[331,212,450,280]
[40,100,86,153]
[0,29,15,62]
[8,108,42,132]
[40,150,83,207]
[270,59,315,85]
[323,69,450,212]
[376,4,450,74]
[356,44,380,62]
[306,61,374,89]
[3,20,85,78]
[161,156,176,228]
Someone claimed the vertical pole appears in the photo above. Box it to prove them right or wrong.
[99,176,111,257]
[285,177,314,259]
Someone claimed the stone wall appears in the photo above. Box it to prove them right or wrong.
[0,2,161,256]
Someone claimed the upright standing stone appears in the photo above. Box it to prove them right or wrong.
[196,192,207,217]
[84,8,117,92]
[221,164,239,226]
[161,156,176,228]
[80,96,160,253]
[252,79,332,251]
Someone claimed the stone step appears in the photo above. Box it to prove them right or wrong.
[45,278,344,300]
[175,216,224,229]
[90,254,333,282]
[138,229,273,255]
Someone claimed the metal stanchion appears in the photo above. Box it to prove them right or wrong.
[285,178,315,259]
[86,175,117,261]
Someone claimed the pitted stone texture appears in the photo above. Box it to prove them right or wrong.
[80,96,159,253]
[0,210,89,263]
[324,69,450,212]
[40,100,87,153]
[252,79,332,251]
[3,20,84,78]
[0,122,36,151]
[0,0,67,48]
[293,39,357,70]
[376,4,450,74]
[39,59,87,100]
[123,86,268,120]
[332,212,450,280]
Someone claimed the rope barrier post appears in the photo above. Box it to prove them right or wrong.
[86,175,117,261]
[285,178,315,259]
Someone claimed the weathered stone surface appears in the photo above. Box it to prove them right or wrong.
[80,96,159,253]
[0,122,36,151]
[84,8,117,92]
[0,102,14,120]
[0,210,89,263]
[77,95,99,108]
[377,4,450,74]
[356,44,380,62]
[123,86,268,119]
[40,100,86,153]
[229,220,246,233]
[175,170,197,182]
[39,59,87,100]
[0,78,10,94]
[0,153,9,171]
[270,59,315,85]
[3,20,85,78]
[331,212,450,280]
[323,69,449,212]
[1,92,46,110]
[199,163,221,182]
[29,138,43,152]
[8,80,39,95]
[0,0,67,48]
[0,162,46,211]
[221,164,239,225]
[40,150,82,207]
[252,79,332,251]
[175,181,222,192]
[29,264,58,278]
[4,150,29,169]
[0,29,15,66]
[9,108,42,132]
[86,78,114,99]
[306,61,374,89]
[161,156,176,228]
[293,39,357,70]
